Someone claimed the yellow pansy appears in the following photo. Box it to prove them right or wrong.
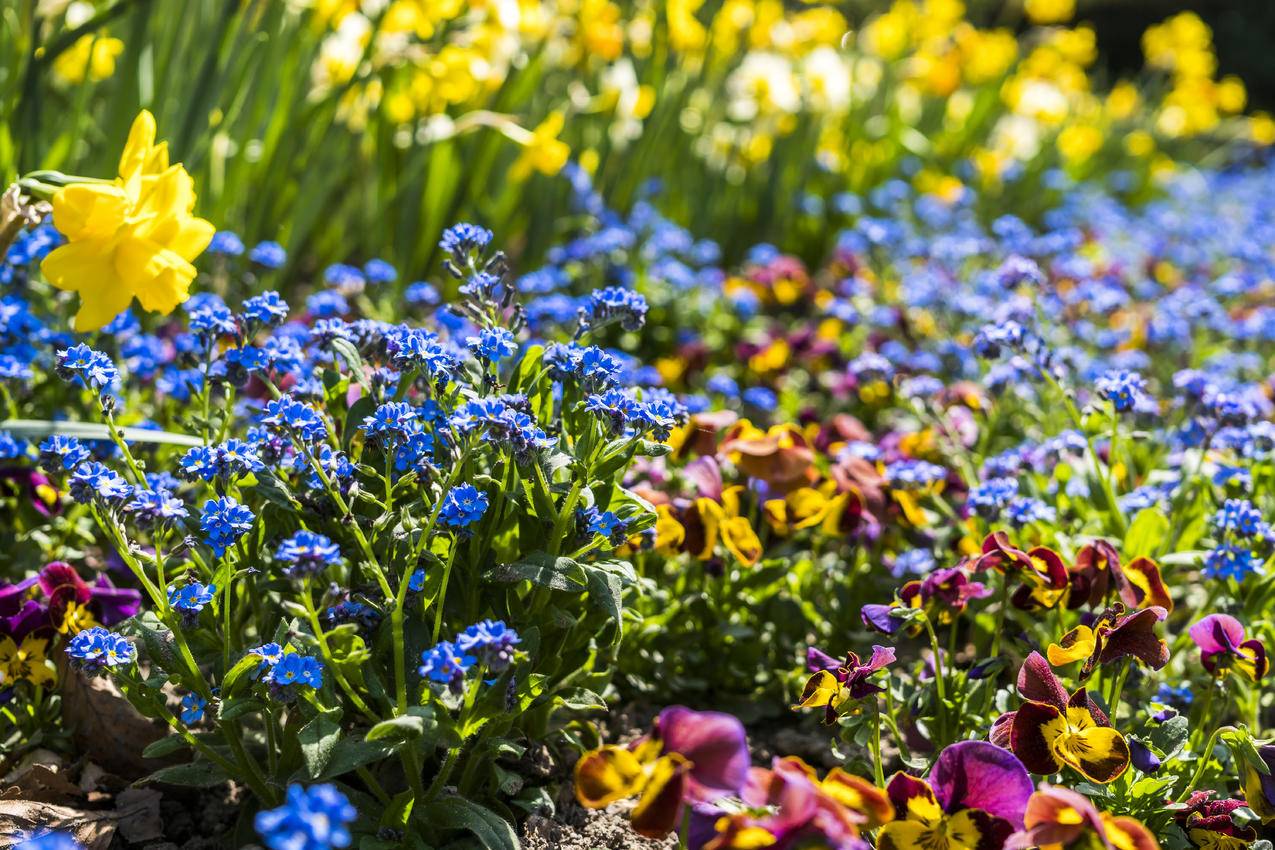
[40,110,215,332]
[695,487,763,566]
[0,635,56,687]
[58,600,98,635]
[653,505,686,553]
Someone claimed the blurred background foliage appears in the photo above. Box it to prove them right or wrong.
[2,0,1270,288]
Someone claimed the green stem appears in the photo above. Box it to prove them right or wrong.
[300,577,379,720]
[1175,725,1232,803]
[921,614,949,746]
[1105,660,1130,721]
[1036,366,1126,537]
[430,541,459,644]
[870,700,886,787]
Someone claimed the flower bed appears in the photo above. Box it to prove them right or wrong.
[1,4,1274,850]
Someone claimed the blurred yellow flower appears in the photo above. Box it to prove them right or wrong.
[1216,75,1247,114]
[1057,123,1103,165]
[51,34,124,85]
[510,112,571,181]
[957,26,1017,85]
[1143,13,1215,80]
[1024,0,1074,25]
[1124,130,1155,158]
[40,110,215,332]
[861,4,913,61]
[1105,81,1140,120]
[569,0,624,62]
[1250,112,1275,146]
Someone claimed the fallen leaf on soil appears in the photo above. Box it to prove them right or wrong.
[0,764,84,806]
[58,660,172,778]
[0,787,162,849]
[114,788,163,843]
[0,800,118,849]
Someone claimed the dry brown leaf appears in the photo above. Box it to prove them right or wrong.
[58,661,171,779]
[113,788,163,844]
[0,800,118,850]
[1,765,84,806]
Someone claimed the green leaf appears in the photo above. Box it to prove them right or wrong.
[143,760,230,788]
[1124,508,1169,559]
[418,796,518,850]
[483,553,587,592]
[1148,715,1190,760]
[507,344,545,395]
[219,697,265,722]
[583,566,624,645]
[1224,727,1268,774]
[554,687,607,712]
[0,419,203,447]
[365,706,438,744]
[330,337,373,388]
[316,738,397,781]
[220,653,260,698]
[299,712,343,779]
[142,735,191,760]
[344,395,377,451]
[120,613,183,676]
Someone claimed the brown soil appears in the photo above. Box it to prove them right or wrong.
[520,800,677,850]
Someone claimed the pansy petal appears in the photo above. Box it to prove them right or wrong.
[0,577,38,618]
[574,746,646,808]
[1104,814,1161,850]
[884,771,937,821]
[1010,701,1066,776]
[631,754,691,838]
[861,603,902,635]
[794,670,843,713]
[1007,785,1101,849]
[721,516,763,566]
[657,706,750,798]
[1047,625,1097,667]
[1099,608,1169,670]
[1055,711,1130,783]
[821,768,894,827]
[806,647,841,672]
[1068,687,1111,727]
[1017,651,1069,708]
[989,711,1016,749]
[948,808,1015,850]
[1118,556,1173,612]
[931,740,1033,828]
[1190,614,1245,655]
[1237,640,1268,682]
[863,644,898,673]
[877,820,938,850]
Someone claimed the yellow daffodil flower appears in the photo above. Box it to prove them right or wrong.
[51,35,125,85]
[510,112,571,181]
[40,110,215,332]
